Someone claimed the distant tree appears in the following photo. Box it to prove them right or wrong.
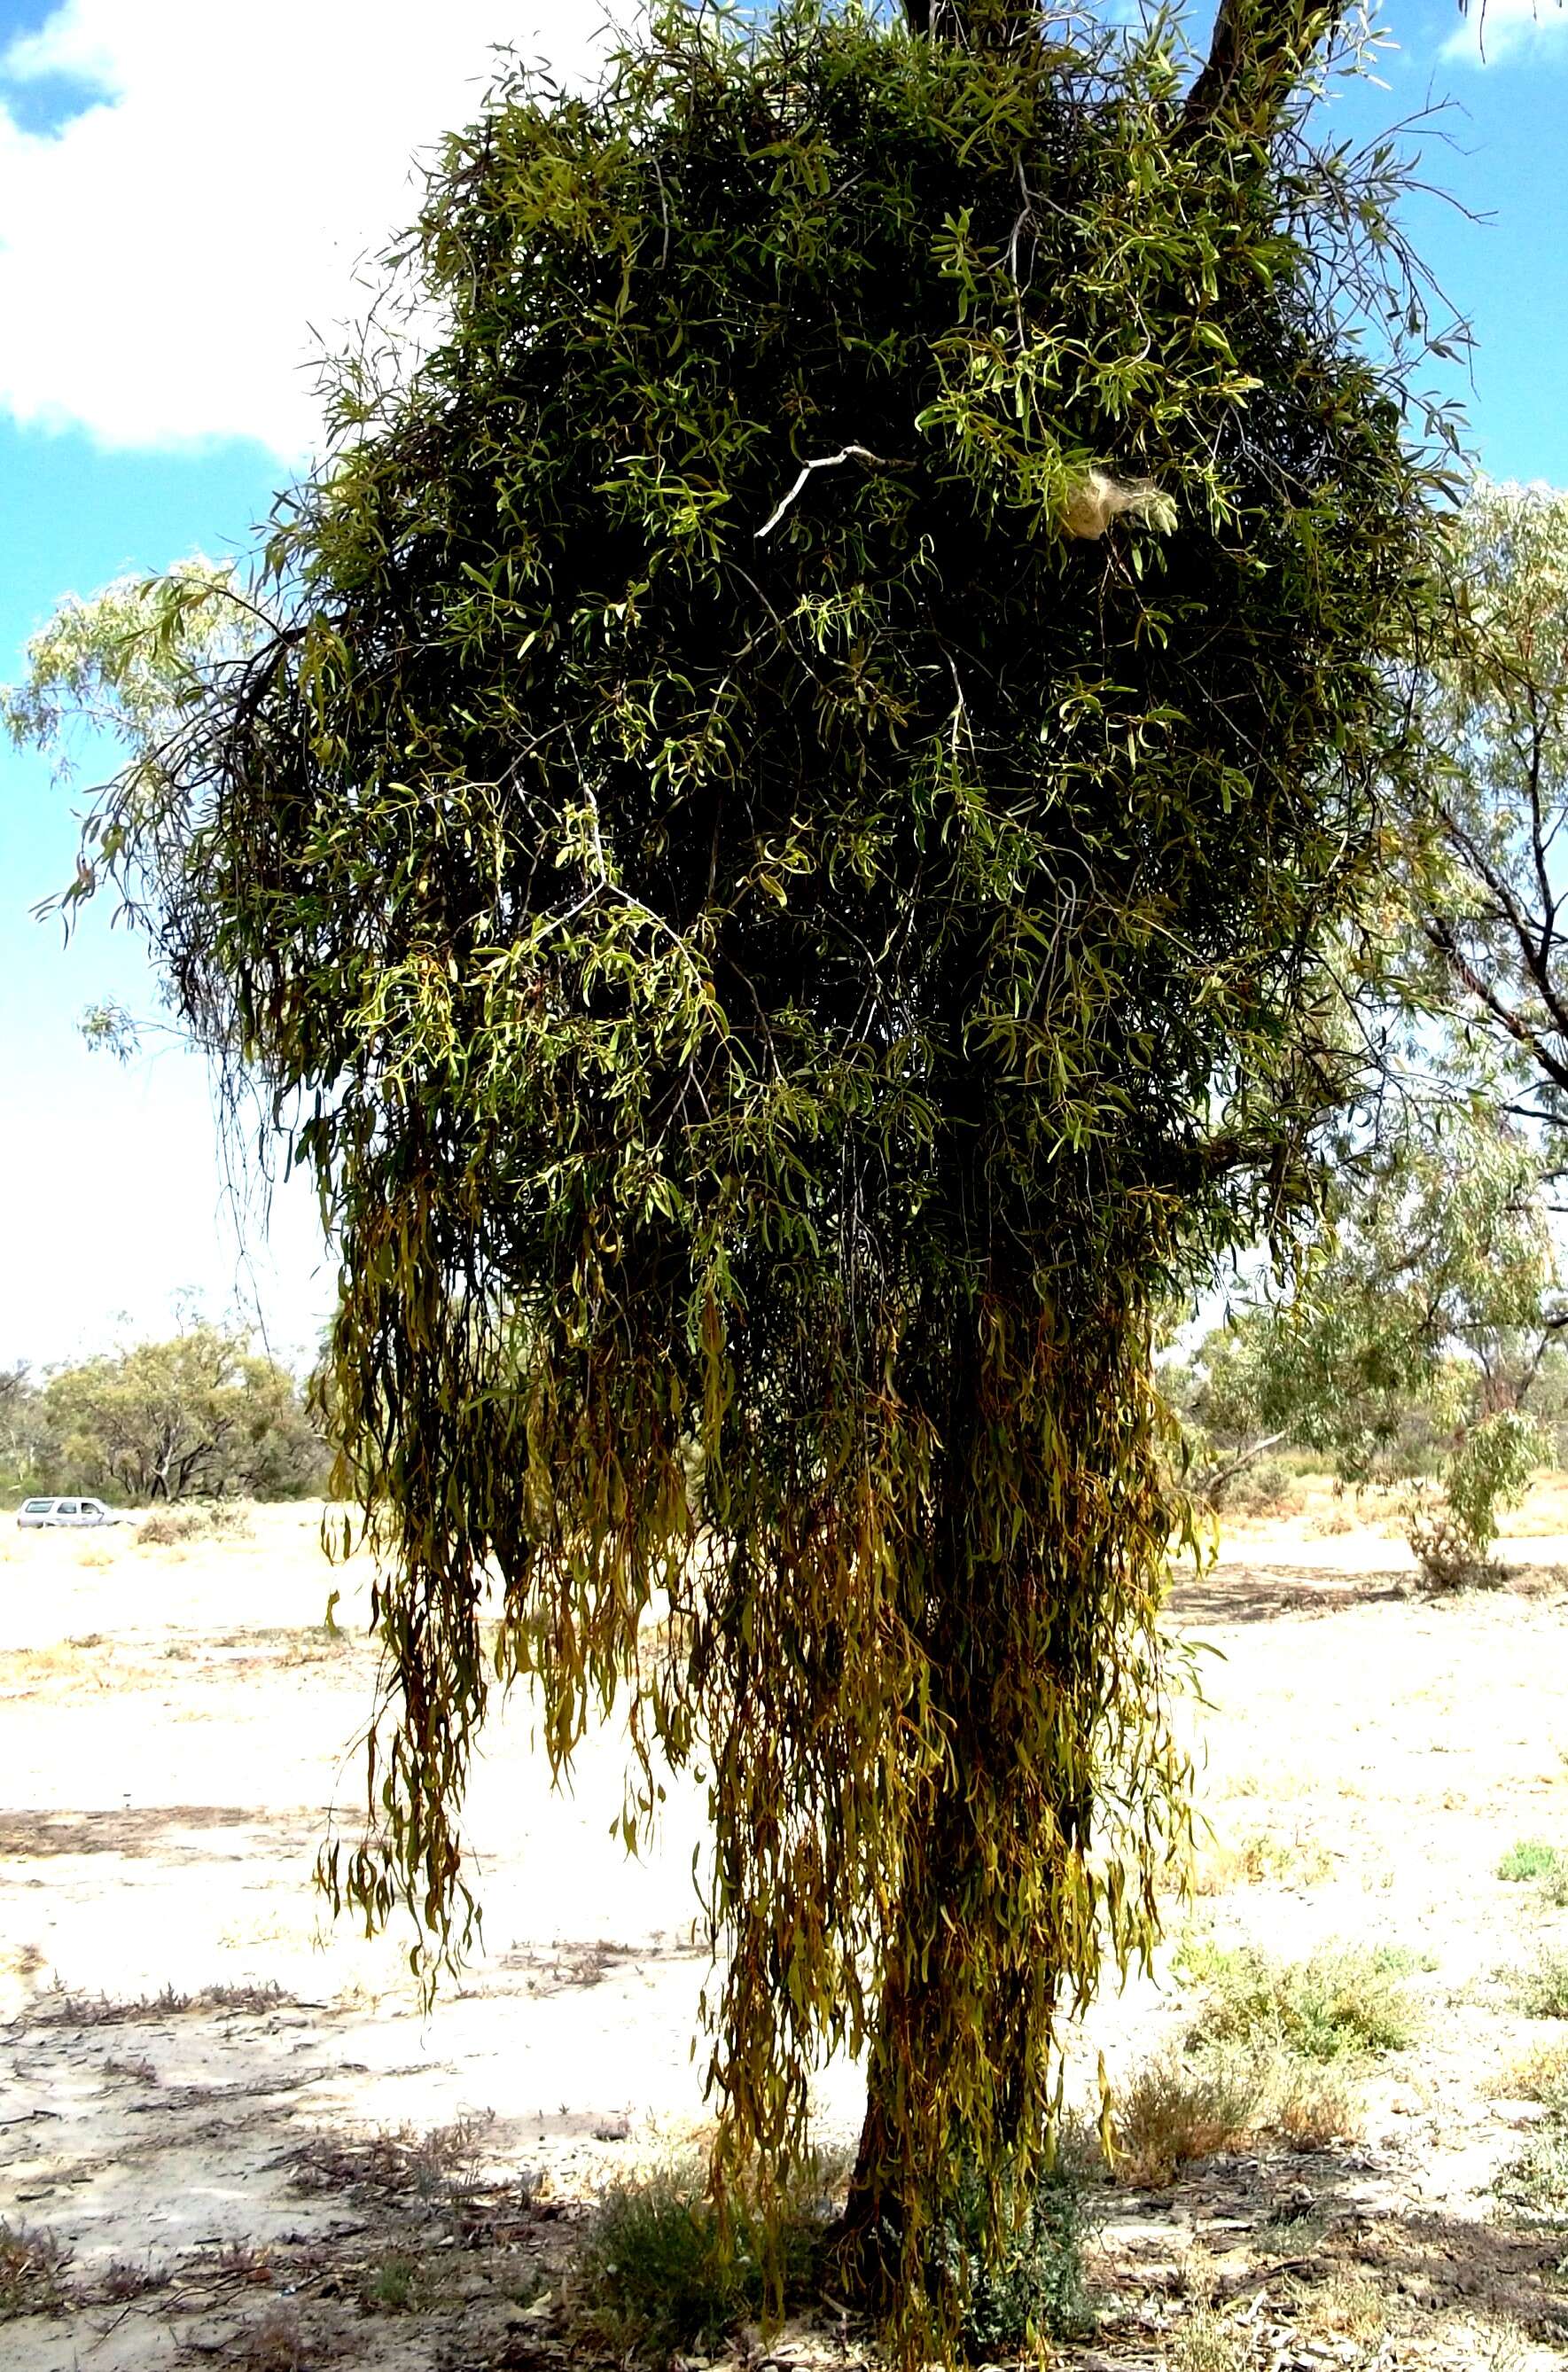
[1176,1099,1558,1574]
[3,558,259,1064]
[0,1363,46,1499]
[4,558,253,771]
[43,1324,327,1502]
[1414,482,1568,1143]
[6,0,1451,2349]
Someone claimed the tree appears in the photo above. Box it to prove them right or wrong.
[3,558,261,1065]
[1175,1098,1559,1575]
[42,1324,327,1502]
[1415,482,1568,1139]
[0,1364,45,1500]
[10,1,1447,2348]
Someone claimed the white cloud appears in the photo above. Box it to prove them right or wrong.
[1440,0,1568,64]
[0,1,624,456]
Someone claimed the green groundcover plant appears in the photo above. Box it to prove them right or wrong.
[14,0,1452,2352]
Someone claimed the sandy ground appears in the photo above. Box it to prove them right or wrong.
[3,1488,1568,2368]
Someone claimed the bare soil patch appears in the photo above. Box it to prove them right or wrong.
[4,1494,1568,2367]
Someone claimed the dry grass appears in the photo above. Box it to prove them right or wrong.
[1503,2040,1568,2103]
[1194,1827,1336,1894]
[1170,2305,1246,2371]
[1293,2272,1388,2344]
[1113,2048,1260,2185]
[238,2303,308,2369]
[138,1502,254,1547]
[0,1642,119,1693]
[288,2113,495,2208]
[1267,2054,1359,2150]
[27,1978,285,2027]
[1112,2040,1357,2187]
[0,2220,71,2320]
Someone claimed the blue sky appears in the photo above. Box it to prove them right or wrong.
[2,0,1566,1370]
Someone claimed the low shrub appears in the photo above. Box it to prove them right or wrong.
[138,1501,253,1546]
[1183,1942,1421,2061]
[569,2156,828,2363]
[1405,1411,1541,1592]
[931,2153,1096,2353]
[1221,1457,1299,1519]
[1404,1495,1503,1593]
[1113,2047,1260,2186]
[570,2146,1096,2362]
[1499,1840,1560,1884]
[95,2257,170,2303]
[1495,2118,1568,2228]
[1110,1940,1407,2189]
[1512,1948,1568,2019]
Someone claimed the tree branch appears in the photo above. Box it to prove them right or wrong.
[755,446,902,540]
[1183,0,1338,137]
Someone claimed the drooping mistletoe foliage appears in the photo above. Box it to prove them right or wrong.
[47,0,1448,2349]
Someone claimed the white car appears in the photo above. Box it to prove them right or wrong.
[16,1495,126,1528]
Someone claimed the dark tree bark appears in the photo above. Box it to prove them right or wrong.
[900,0,1044,44]
[1182,0,1340,133]
[901,0,1340,136]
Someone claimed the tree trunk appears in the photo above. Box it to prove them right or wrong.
[837,1849,961,2302]
[834,1334,987,2298]
[834,1353,1085,2300]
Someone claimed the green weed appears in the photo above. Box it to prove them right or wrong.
[1498,1840,1559,1883]
[1496,1839,1568,1900]
[366,2253,418,2313]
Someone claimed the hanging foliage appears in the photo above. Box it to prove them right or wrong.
[43,0,1450,2350]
